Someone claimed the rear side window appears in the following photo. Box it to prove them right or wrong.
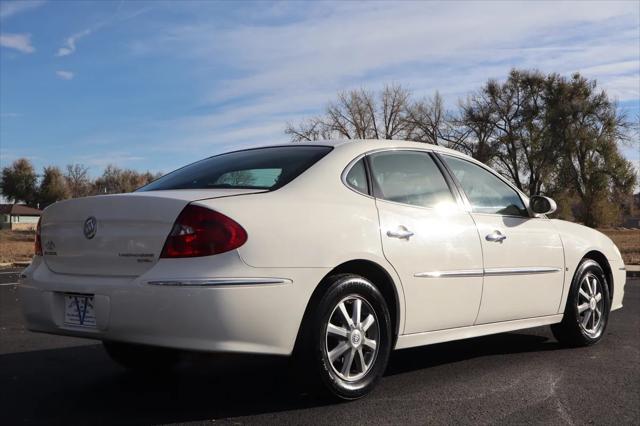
[369,151,455,208]
[139,146,332,191]
[442,155,528,216]
[345,159,369,195]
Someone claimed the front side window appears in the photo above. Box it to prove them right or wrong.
[138,146,332,191]
[369,151,454,208]
[442,155,528,216]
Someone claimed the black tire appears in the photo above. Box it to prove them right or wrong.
[551,259,611,347]
[294,273,392,400]
[102,341,180,372]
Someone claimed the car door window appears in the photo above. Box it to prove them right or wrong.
[442,155,528,216]
[369,151,454,208]
[345,158,369,195]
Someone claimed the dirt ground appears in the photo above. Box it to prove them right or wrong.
[600,228,640,265]
[0,228,638,265]
[0,229,35,263]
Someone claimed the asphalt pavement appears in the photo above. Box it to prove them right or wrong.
[1,268,638,425]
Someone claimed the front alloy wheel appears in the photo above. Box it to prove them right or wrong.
[576,272,605,338]
[551,259,610,347]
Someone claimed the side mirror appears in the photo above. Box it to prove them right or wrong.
[529,195,557,216]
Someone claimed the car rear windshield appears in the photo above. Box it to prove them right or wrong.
[138,145,333,192]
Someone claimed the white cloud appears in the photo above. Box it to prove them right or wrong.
[0,0,44,20]
[0,33,35,53]
[35,1,639,173]
[55,70,74,80]
[74,152,145,168]
[134,1,638,111]
[55,6,149,57]
[130,1,639,152]
[56,28,92,57]
[0,112,21,118]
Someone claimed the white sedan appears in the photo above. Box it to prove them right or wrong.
[19,140,626,399]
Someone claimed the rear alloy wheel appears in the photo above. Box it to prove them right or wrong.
[551,259,610,347]
[325,295,380,382]
[296,273,391,400]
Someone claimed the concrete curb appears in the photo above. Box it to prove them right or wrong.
[0,261,31,269]
[626,265,640,278]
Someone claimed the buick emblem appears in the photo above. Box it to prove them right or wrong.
[83,216,97,239]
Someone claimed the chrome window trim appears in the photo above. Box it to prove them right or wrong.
[147,278,292,287]
[341,153,374,199]
[373,197,463,213]
[437,152,533,219]
[415,267,561,278]
[341,147,467,211]
[470,211,547,220]
[439,153,529,201]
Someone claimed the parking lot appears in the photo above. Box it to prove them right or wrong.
[1,269,638,425]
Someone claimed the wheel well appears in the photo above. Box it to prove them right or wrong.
[295,259,401,351]
[583,251,614,300]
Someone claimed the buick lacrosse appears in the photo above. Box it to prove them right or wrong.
[19,140,626,399]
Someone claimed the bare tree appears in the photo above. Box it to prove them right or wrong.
[449,92,497,163]
[286,85,417,142]
[455,70,562,196]
[284,117,333,142]
[551,74,635,227]
[92,165,160,194]
[65,164,91,198]
[287,71,635,227]
[405,91,449,145]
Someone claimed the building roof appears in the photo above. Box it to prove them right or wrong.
[0,204,42,216]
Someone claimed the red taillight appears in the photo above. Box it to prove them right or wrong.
[160,205,247,258]
[35,218,43,256]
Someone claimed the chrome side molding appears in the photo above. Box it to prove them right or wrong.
[484,267,562,276]
[415,267,561,278]
[414,269,484,278]
[147,278,291,287]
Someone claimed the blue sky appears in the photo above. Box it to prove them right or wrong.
[1,0,639,179]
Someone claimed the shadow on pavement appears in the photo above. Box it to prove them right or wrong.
[387,331,557,376]
[0,330,559,425]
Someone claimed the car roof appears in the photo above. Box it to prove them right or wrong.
[318,139,464,155]
[245,139,469,158]
[290,139,475,164]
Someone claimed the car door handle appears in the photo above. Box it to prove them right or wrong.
[387,226,414,240]
[485,230,507,242]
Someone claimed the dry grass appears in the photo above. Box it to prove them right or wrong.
[0,229,35,263]
[0,228,637,265]
[599,229,640,266]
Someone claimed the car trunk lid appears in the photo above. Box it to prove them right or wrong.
[40,189,263,276]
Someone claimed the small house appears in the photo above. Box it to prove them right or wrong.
[0,204,42,231]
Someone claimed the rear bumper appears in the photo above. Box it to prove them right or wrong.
[19,255,327,355]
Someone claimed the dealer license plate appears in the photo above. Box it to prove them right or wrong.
[64,294,97,328]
